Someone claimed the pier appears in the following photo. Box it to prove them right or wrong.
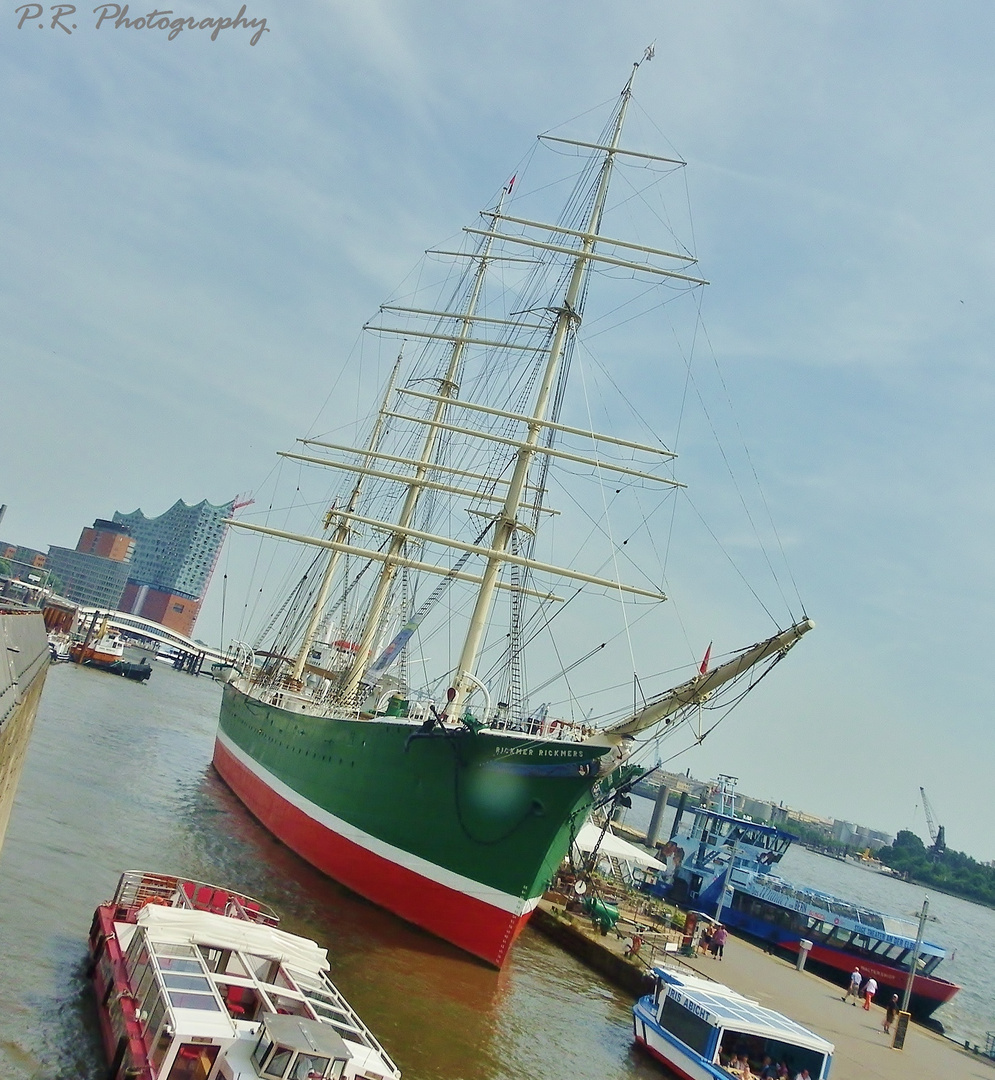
[533,897,991,1080]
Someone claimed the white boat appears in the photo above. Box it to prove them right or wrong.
[633,967,833,1079]
[88,870,400,1080]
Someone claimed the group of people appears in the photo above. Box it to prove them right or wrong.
[718,1049,810,1079]
[700,922,728,959]
[843,967,901,1034]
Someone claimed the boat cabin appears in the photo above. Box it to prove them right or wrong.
[248,1014,351,1080]
[634,969,833,1080]
[104,903,397,1080]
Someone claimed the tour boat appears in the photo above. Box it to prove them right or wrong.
[657,778,959,1018]
[88,870,401,1080]
[633,967,834,1079]
[213,49,813,968]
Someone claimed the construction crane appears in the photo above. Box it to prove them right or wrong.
[919,786,946,857]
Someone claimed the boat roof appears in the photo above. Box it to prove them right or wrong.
[136,904,330,972]
[681,807,797,840]
[261,1013,351,1060]
[119,904,396,1066]
[749,874,946,955]
[653,969,834,1056]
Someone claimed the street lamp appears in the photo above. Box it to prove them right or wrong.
[893,895,929,1051]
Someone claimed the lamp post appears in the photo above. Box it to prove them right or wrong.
[893,895,929,1052]
[901,895,929,1014]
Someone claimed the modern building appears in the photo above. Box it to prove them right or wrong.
[0,542,48,576]
[113,498,235,637]
[45,520,136,609]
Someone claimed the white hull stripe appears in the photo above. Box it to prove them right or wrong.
[217,731,538,918]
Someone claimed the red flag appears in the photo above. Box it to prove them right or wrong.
[506,174,516,193]
[699,642,712,675]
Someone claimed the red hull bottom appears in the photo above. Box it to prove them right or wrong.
[212,738,533,967]
[781,939,959,1014]
[633,1034,697,1080]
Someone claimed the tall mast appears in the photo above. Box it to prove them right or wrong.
[338,184,514,698]
[447,64,643,716]
[289,353,403,683]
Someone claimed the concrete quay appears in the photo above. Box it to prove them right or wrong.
[678,934,991,1080]
[531,905,992,1080]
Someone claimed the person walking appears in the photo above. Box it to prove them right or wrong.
[862,976,878,1010]
[842,967,861,1005]
[883,993,900,1034]
[713,924,728,960]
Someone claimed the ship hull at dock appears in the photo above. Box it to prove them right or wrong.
[213,681,614,966]
[0,608,50,857]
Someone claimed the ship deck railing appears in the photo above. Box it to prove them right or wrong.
[110,870,280,926]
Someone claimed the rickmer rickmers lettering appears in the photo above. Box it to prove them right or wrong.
[212,51,814,967]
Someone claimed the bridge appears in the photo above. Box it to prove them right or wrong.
[76,607,227,666]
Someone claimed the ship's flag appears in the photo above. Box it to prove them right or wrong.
[506,174,516,193]
[699,642,712,675]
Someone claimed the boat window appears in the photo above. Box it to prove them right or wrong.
[289,1053,331,1079]
[264,1046,294,1077]
[887,945,908,963]
[829,927,852,946]
[271,967,299,991]
[151,1029,173,1072]
[156,943,199,958]
[158,957,204,974]
[657,997,712,1056]
[219,982,259,1020]
[167,991,222,1012]
[162,973,214,992]
[136,962,156,1005]
[252,1036,275,1071]
[165,1042,220,1080]
[146,987,167,1039]
[126,936,149,974]
[268,993,312,1018]
[921,953,942,976]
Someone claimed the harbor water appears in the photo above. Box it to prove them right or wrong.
[0,662,661,1080]
[3,664,993,1079]
[621,793,995,1049]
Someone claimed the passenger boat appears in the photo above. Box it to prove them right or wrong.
[70,625,126,665]
[633,967,833,1079]
[658,778,959,1018]
[68,619,153,681]
[213,48,813,968]
[88,870,401,1080]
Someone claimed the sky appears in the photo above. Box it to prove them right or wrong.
[2,2,995,862]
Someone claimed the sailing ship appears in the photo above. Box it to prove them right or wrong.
[213,52,814,967]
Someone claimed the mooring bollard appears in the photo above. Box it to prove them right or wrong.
[796,939,813,971]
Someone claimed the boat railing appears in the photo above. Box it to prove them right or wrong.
[487,714,593,741]
[111,871,280,926]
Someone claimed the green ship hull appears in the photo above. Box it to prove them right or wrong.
[214,681,616,964]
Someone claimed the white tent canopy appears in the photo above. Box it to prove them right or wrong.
[573,820,666,871]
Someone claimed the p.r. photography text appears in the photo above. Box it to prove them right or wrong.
[15,3,269,45]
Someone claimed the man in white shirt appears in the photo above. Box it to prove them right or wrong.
[862,976,878,1010]
[842,967,861,1005]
